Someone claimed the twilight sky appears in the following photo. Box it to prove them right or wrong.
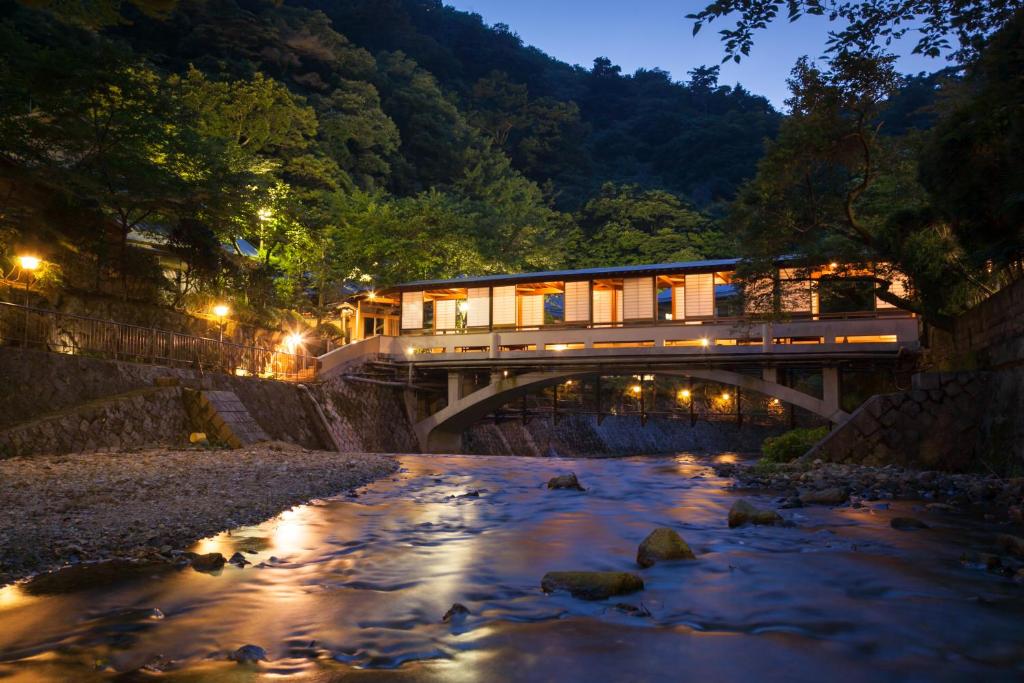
[446,0,942,108]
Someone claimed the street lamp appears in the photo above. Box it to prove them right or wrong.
[284,332,305,354]
[212,304,230,343]
[16,255,41,347]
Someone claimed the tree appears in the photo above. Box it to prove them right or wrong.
[688,0,1023,64]
[918,9,1024,273]
[727,52,980,324]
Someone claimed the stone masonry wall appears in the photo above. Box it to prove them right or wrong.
[805,372,992,471]
[0,348,325,450]
[928,276,1024,371]
[313,375,419,454]
[0,387,190,458]
[464,414,785,457]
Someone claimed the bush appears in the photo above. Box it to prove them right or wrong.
[761,426,829,464]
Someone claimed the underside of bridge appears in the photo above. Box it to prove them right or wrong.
[406,360,888,453]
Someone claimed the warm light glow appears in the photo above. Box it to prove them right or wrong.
[551,343,567,351]
[769,398,780,405]
[564,380,574,386]
[631,384,642,395]
[257,207,273,222]
[212,304,230,318]
[679,389,691,399]
[699,337,710,347]
[502,370,509,378]
[367,291,376,301]
[406,346,415,355]
[829,262,839,269]
[721,392,731,401]
[284,332,305,354]
[17,255,40,271]
[234,367,250,377]
[457,300,469,314]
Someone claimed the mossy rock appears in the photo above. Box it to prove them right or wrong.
[636,527,696,568]
[541,571,644,600]
[728,499,782,528]
[799,487,849,506]
[547,473,585,491]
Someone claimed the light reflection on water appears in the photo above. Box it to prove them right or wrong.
[0,453,1022,682]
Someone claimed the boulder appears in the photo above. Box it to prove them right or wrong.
[636,528,696,568]
[541,571,644,600]
[227,552,250,567]
[800,487,849,506]
[547,473,585,491]
[728,499,782,528]
[890,517,930,530]
[229,644,267,663]
[188,552,226,573]
[442,603,470,623]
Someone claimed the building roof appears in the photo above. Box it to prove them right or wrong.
[392,258,744,291]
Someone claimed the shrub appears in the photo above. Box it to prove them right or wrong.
[761,426,829,464]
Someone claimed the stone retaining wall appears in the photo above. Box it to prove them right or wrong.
[0,348,326,451]
[0,387,190,458]
[805,372,992,471]
[464,414,785,456]
[313,375,419,453]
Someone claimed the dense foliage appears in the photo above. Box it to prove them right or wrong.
[0,0,778,330]
[761,426,829,464]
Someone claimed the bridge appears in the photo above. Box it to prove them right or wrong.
[319,259,919,452]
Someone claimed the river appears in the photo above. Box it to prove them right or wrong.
[0,453,1022,682]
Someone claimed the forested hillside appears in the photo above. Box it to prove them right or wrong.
[7,0,991,333]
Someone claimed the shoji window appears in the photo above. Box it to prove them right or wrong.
[401,291,423,329]
[467,287,490,327]
[593,288,615,324]
[435,299,457,330]
[673,286,685,319]
[492,286,516,326]
[622,277,654,320]
[519,294,544,327]
[684,274,714,318]
[564,281,590,323]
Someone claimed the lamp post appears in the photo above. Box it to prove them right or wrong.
[212,304,230,343]
[17,255,41,348]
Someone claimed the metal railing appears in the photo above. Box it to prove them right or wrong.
[0,301,316,382]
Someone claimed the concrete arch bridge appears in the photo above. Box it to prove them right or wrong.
[320,316,918,453]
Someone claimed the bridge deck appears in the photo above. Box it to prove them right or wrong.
[391,315,918,367]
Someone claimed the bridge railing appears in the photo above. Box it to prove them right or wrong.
[0,301,316,381]
[399,315,920,362]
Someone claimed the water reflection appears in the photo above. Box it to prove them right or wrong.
[0,453,1022,682]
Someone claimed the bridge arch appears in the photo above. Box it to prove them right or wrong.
[414,367,847,452]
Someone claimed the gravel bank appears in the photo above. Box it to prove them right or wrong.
[715,459,1024,521]
[0,443,398,586]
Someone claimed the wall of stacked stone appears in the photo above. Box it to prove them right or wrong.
[0,348,326,451]
[0,387,190,458]
[313,375,419,453]
[464,414,785,457]
[804,372,992,471]
[927,276,1024,370]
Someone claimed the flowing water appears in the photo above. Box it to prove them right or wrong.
[1,453,1023,682]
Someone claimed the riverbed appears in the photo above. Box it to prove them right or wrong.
[0,453,1022,681]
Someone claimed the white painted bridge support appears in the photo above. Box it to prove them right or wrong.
[414,366,851,454]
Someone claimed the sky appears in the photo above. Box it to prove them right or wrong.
[445,0,942,108]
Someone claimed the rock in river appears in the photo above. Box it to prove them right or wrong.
[800,487,849,506]
[547,473,585,491]
[442,603,470,623]
[229,644,268,663]
[188,552,226,573]
[728,499,782,528]
[541,571,644,600]
[891,517,930,530]
[636,527,696,567]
